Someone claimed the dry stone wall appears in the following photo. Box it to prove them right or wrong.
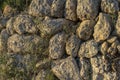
[0,0,120,80]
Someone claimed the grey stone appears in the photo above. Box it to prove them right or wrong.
[76,20,96,40]
[49,32,67,59]
[66,35,81,57]
[7,34,44,53]
[64,0,77,21]
[93,13,111,42]
[29,0,53,16]
[52,56,81,80]
[13,14,37,34]
[51,0,66,18]
[78,40,98,58]
[101,0,119,14]
[77,0,100,20]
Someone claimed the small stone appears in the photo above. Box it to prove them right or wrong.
[93,13,111,42]
[52,56,81,80]
[115,12,120,37]
[13,14,37,34]
[104,72,118,80]
[101,0,119,14]
[78,40,98,58]
[51,0,66,18]
[77,0,100,20]
[49,32,67,59]
[64,0,77,21]
[107,36,117,43]
[76,20,96,40]
[92,72,104,80]
[66,35,81,57]
[100,41,109,55]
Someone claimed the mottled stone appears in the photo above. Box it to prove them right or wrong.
[93,13,111,42]
[100,41,109,55]
[115,12,120,37]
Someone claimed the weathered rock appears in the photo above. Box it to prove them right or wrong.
[13,15,37,34]
[29,0,53,16]
[115,12,120,37]
[6,17,15,35]
[52,56,81,80]
[0,29,9,52]
[64,0,77,21]
[93,13,111,42]
[100,41,109,55]
[77,0,100,20]
[101,0,119,14]
[0,23,4,31]
[92,72,104,80]
[76,20,96,40]
[79,58,91,80]
[51,0,66,18]
[39,18,74,37]
[107,36,117,44]
[104,72,118,80]
[117,44,120,54]
[66,35,81,57]
[78,40,98,58]
[7,34,44,53]
[49,32,67,59]
[3,5,13,16]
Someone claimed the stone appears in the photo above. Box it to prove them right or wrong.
[76,20,96,40]
[64,0,77,21]
[78,40,98,58]
[52,56,81,80]
[29,0,53,16]
[66,35,81,57]
[79,58,91,80]
[51,0,66,18]
[101,0,119,14]
[6,17,15,35]
[92,72,104,80]
[77,0,100,20]
[7,34,44,53]
[107,36,117,43]
[115,12,120,37]
[13,14,37,34]
[104,72,118,80]
[100,41,109,55]
[49,32,67,59]
[39,18,74,37]
[3,5,13,16]
[93,13,111,42]
[0,29,9,52]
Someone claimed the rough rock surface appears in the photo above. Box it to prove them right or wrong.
[66,35,81,57]
[76,20,96,40]
[101,0,119,14]
[77,0,100,20]
[52,57,81,80]
[93,13,111,42]
[115,12,120,37]
[64,0,77,21]
[78,40,98,58]
[49,32,67,59]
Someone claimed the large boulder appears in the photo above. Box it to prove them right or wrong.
[28,0,53,16]
[66,35,81,57]
[52,57,81,80]
[77,0,100,20]
[64,0,77,21]
[76,20,96,40]
[93,13,111,42]
[78,40,98,58]
[13,15,37,34]
[101,0,119,14]
[49,32,67,59]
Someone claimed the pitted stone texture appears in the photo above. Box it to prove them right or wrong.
[51,0,66,18]
[65,0,77,21]
[77,0,100,20]
[66,35,81,57]
[49,32,67,59]
[79,58,91,80]
[104,72,118,80]
[0,29,9,52]
[100,41,109,55]
[78,40,98,58]
[93,13,111,42]
[14,15,37,34]
[115,12,120,37]
[76,20,96,40]
[6,17,15,35]
[29,0,53,16]
[52,56,81,80]
[101,0,119,14]
[39,19,74,37]
[7,34,44,53]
